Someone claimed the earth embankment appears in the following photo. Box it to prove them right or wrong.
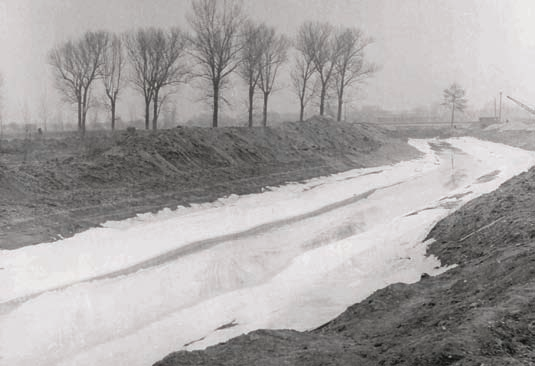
[0,117,418,249]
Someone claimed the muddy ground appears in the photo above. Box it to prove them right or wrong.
[5,120,535,365]
[153,126,535,366]
[0,116,418,250]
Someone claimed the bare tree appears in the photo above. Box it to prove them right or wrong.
[150,28,189,130]
[126,29,155,130]
[257,25,289,127]
[102,33,125,130]
[292,28,316,122]
[442,83,467,127]
[333,27,376,122]
[299,21,339,116]
[188,0,246,127]
[80,32,109,133]
[49,40,83,131]
[126,28,189,130]
[49,31,109,135]
[238,21,263,127]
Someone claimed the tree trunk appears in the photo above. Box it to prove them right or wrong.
[81,91,88,136]
[337,83,345,122]
[319,85,326,116]
[212,83,219,128]
[82,104,87,135]
[111,99,116,131]
[77,98,82,132]
[144,99,150,130]
[152,89,159,131]
[81,106,87,136]
[299,81,307,122]
[451,103,455,128]
[262,92,269,127]
[248,85,254,128]
[337,96,343,122]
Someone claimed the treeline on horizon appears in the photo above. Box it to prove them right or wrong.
[45,0,376,134]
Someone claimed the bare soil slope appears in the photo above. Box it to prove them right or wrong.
[154,151,535,366]
[0,117,418,249]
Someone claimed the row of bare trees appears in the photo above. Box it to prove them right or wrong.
[238,22,289,127]
[293,22,377,122]
[48,0,376,133]
[49,28,188,133]
[126,28,189,130]
[49,31,109,134]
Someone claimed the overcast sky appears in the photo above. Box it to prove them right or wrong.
[1,0,535,123]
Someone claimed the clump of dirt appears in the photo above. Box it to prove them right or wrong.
[154,158,535,365]
[0,117,418,249]
[470,129,535,151]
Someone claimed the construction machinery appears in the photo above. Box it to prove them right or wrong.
[506,96,535,116]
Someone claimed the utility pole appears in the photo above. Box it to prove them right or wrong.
[499,92,503,123]
[494,98,497,119]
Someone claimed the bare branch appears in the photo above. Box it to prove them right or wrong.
[292,25,318,121]
[125,27,188,130]
[48,31,109,134]
[188,0,246,127]
[257,25,289,126]
[102,33,125,130]
[297,21,339,116]
[332,27,376,121]
[238,20,264,127]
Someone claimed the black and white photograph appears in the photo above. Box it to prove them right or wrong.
[1,1,535,365]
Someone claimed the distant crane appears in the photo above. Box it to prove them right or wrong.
[506,95,535,116]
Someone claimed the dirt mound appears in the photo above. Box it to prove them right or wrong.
[0,163,27,199]
[465,128,535,152]
[485,120,535,132]
[88,117,389,184]
[0,120,418,249]
[154,157,535,365]
[13,119,400,191]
